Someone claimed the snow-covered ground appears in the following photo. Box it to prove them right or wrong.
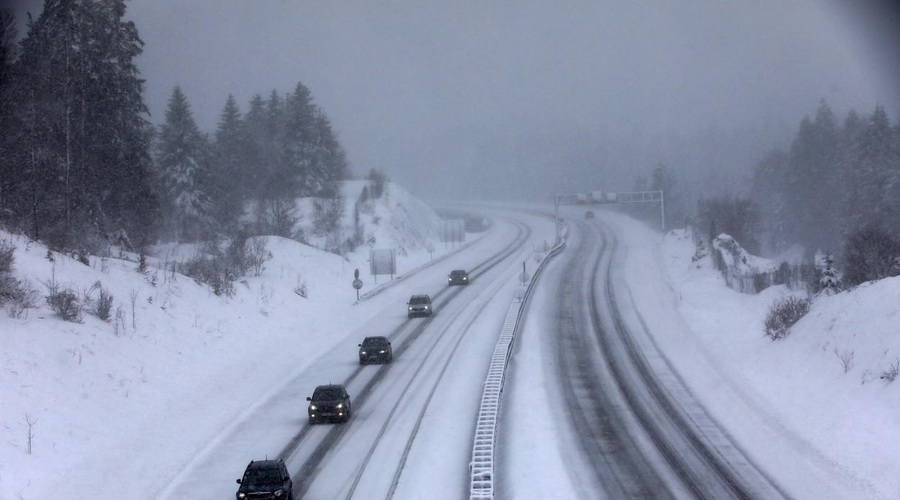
[604,210,899,499]
[1,198,898,499]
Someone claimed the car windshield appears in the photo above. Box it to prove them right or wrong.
[244,466,282,485]
[410,296,429,304]
[313,387,344,400]
[451,270,466,276]
[363,337,387,347]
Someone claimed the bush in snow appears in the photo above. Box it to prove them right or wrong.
[0,240,40,318]
[179,252,235,298]
[842,224,900,287]
[85,281,114,322]
[45,279,83,323]
[763,295,810,340]
[312,196,344,238]
[880,359,900,383]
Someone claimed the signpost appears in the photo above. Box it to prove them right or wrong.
[352,268,363,300]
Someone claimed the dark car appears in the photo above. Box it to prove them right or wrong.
[359,336,392,364]
[448,269,470,285]
[407,294,433,318]
[235,459,293,500]
[585,210,595,219]
[307,384,351,424]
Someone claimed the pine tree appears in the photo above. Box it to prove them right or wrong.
[211,94,249,231]
[7,0,158,249]
[750,149,790,253]
[842,106,899,238]
[786,99,838,260]
[155,85,213,241]
[0,10,19,224]
[241,93,269,198]
[282,81,349,198]
[282,82,318,197]
[818,253,840,295]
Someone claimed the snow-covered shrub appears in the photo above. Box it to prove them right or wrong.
[763,295,810,340]
[0,240,40,318]
[247,237,271,277]
[85,281,114,322]
[312,197,344,238]
[833,348,854,373]
[179,253,236,298]
[137,253,149,274]
[880,359,900,382]
[45,280,83,322]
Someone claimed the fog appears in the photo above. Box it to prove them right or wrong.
[7,0,900,202]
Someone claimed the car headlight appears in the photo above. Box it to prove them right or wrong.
[274,490,284,497]
[335,403,344,409]
[360,350,367,355]
[408,306,413,310]
[238,493,247,499]
[379,350,386,354]
[309,405,317,410]
[424,305,430,309]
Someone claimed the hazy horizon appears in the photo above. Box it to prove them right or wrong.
[6,0,900,202]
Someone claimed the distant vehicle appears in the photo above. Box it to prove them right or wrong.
[359,336,392,364]
[407,294,433,318]
[307,384,351,424]
[235,459,293,500]
[585,210,595,219]
[590,191,604,203]
[448,269,470,285]
[576,193,588,204]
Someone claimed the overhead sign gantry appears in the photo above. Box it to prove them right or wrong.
[554,190,665,243]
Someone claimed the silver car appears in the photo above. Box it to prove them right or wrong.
[407,294,433,318]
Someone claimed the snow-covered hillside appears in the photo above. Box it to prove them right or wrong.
[655,226,900,498]
[0,182,455,499]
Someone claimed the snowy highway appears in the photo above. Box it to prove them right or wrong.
[158,211,555,499]
[498,215,786,499]
[161,206,796,500]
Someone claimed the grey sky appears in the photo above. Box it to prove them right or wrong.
[7,0,900,202]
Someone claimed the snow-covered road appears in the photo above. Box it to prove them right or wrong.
[3,202,888,499]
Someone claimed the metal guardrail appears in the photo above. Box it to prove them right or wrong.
[468,228,567,499]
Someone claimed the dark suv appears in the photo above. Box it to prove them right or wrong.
[448,269,470,285]
[407,294,433,318]
[235,459,293,499]
[307,384,351,424]
[359,336,393,364]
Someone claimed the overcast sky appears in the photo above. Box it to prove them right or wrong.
[6,0,900,202]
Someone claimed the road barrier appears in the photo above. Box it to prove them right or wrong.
[468,229,567,499]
